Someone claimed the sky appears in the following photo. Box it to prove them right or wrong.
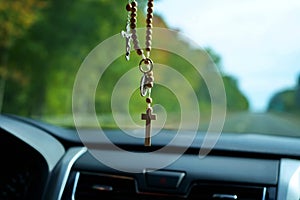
[154,0,300,112]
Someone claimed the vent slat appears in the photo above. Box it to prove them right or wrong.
[74,172,136,200]
[67,171,273,200]
[188,184,267,200]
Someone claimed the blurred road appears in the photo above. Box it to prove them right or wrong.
[221,112,300,137]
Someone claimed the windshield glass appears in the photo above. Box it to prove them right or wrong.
[1,0,299,137]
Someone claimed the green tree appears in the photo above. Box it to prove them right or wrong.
[0,0,46,112]
[4,0,151,116]
[3,0,249,127]
[205,47,249,111]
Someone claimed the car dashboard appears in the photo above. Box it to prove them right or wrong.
[0,114,300,200]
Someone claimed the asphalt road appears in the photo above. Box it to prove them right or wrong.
[220,112,300,137]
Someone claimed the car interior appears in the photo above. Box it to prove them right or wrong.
[0,0,300,200]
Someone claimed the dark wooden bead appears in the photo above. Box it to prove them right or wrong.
[147,13,153,19]
[130,17,136,23]
[131,7,137,13]
[130,23,136,29]
[146,18,152,24]
[137,49,143,55]
[131,1,137,7]
[146,24,153,28]
[146,47,151,52]
[147,2,154,8]
[131,12,136,18]
[126,3,132,11]
[147,7,153,13]
[146,97,152,104]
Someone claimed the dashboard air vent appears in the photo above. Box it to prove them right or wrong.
[64,172,275,200]
[71,172,137,200]
[188,183,268,200]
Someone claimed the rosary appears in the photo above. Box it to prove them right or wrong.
[121,0,156,146]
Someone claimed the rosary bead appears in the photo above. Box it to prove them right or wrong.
[130,17,136,24]
[134,43,139,50]
[126,3,132,11]
[130,23,136,29]
[147,2,154,8]
[147,106,153,112]
[133,39,139,46]
[147,7,153,13]
[146,28,152,35]
[137,49,143,55]
[131,33,137,40]
[131,29,136,34]
[146,35,152,41]
[133,41,139,48]
[144,59,150,65]
[147,13,153,19]
[131,1,137,7]
[145,41,152,47]
[146,97,152,104]
[124,0,154,61]
[131,7,137,13]
[131,12,137,18]
[146,18,152,25]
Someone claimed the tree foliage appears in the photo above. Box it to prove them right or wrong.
[0,0,47,112]
[0,0,46,49]
[268,74,300,114]
[2,0,249,125]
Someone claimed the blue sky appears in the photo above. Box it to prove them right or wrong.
[155,0,300,112]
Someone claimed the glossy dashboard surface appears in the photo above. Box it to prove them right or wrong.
[0,114,300,200]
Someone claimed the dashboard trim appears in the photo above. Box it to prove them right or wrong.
[0,115,65,171]
[277,158,300,200]
[42,147,87,200]
[2,115,300,200]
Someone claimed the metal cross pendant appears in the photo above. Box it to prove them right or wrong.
[141,107,156,146]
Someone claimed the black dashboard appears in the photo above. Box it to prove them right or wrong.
[0,114,300,200]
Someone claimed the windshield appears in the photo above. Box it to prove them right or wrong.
[1,0,299,137]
